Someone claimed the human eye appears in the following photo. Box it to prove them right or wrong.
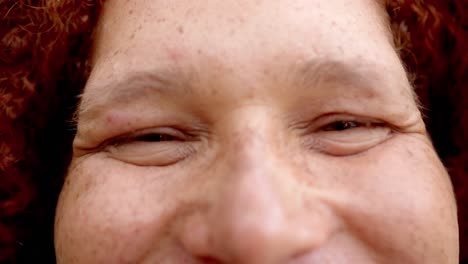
[103,127,197,166]
[305,114,393,156]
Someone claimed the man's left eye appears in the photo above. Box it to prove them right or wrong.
[304,116,393,156]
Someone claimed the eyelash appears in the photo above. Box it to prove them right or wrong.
[114,119,385,144]
[303,117,393,155]
[320,119,388,131]
[107,127,189,146]
[101,128,197,166]
[292,114,386,132]
[132,133,179,142]
[98,116,391,167]
[322,120,363,131]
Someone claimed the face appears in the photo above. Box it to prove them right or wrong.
[54,0,459,263]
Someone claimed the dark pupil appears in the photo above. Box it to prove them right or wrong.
[333,121,358,131]
[137,134,175,142]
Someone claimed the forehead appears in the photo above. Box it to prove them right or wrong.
[89,0,395,73]
[80,0,413,120]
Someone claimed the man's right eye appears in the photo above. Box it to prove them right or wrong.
[104,128,196,167]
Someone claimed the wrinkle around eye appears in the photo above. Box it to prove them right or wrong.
[317,126,392,143]
[105,140,197,167]
[303,118,394,156]
[100,126,203,167]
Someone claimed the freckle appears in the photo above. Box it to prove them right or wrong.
[362,88,376,99]
[130,32,135,39]
[167,48,184,61]
[210,88,219,96]
[106,113,120,125]
[177,25,184,34]
[138,24,143,30]
[82,181,92,193]
[64,178,70,187]
[129,9,133,15]
[406,148,414,157]
[133,227,142,236]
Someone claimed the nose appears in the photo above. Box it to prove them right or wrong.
[179,130,337,263]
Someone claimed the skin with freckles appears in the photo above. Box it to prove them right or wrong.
[54,0,459,263]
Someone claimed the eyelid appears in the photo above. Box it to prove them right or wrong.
[321,114,385,128]
[103,127,199,167]
[75,126,194,156]
[298,113,394,156]
[111,127,187,145]
[293,113,387,134]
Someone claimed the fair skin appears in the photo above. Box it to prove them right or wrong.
[54,0,459,263]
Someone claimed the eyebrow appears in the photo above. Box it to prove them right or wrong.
[293,60,388,98]
[77,67,195,121]
[77,59,411,122]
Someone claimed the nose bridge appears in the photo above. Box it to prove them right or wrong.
[220,128,287,226]
[212,124,298,262]
[180,107,337,263]
[225,116,277,178]
[220,109,288,226]
[210,110,325,262]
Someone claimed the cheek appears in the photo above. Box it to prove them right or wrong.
[311,134,458,262]
[54,134,458,263]
[54,157,181,263]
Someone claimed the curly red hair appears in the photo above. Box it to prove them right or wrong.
[1,0,466,262]
[1,1,102,262]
